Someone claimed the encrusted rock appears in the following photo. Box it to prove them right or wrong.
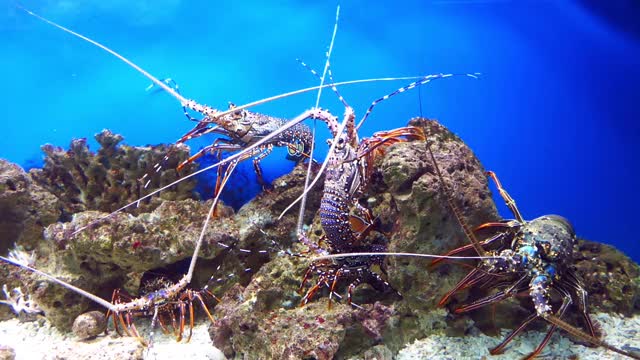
[23,197,237,330]
[2,121,639,359]
[72,310,107,340]
[0,159,61,253]
[379,118,499,351]
[574,239,640,315]
[5,152,320,331]
[363,345,393,360]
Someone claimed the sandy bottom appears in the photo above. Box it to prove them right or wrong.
[0,317,224,360]
[0,312,638,359]
[398,312,640,360]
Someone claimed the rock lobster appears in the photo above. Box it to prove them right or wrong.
[429,151,640,359]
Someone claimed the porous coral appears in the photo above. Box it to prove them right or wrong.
[29,129,198,218]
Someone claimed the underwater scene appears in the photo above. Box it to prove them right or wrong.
[0,1,639,359]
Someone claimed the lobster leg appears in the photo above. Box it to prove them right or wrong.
[301,280,327,306]
[328,269,345,309]
[176,139,242,172]
[489,286,571,356]
[438,268,489,307]
[193,290,218,323]
[358,127,425,167]
[490,313,539,355]
[186,296,195,343]
[346,276,364,305]
[521,286,573,359]
[252,144,274,190]
[563,269,598,337]
[486,171,524,223]
[454,276,528,314]
[168,306,179,338]
[474,220,521,232]
[157,314,170,334]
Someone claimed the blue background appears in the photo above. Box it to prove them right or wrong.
[1,1,638,261]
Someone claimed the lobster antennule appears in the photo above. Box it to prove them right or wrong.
[426,141,487,256]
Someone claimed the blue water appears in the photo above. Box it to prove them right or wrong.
[1,1,638,262]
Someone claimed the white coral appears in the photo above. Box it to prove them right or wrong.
[0,284,42,315]
[7,246,36,267]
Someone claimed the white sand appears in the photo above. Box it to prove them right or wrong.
[0,312,637,359]
[397,312,640,360]
[0,317,225,360]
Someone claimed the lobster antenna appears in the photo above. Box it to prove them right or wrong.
[16,4,187,106]
[17,4,431,123]
[313,252,507,261]
[545,314,640,360]
[19,3,447,236]
[355,73,480,131]
[279,108,352,221]
[185,160,239,281]
[425,141,487,256]
[0,255,117,312]
[278,72,476,220]
[71,107,335,235]
[314,5,339,108]
[215,76,426,116]
[18,4,431,118]
[297,5,340,235]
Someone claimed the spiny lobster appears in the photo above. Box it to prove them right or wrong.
[296,69,478,306]
[298,117,426,306]
[145,78,314,196]
[429,152,640,359]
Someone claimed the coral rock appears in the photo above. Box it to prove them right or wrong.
[0,159,61,253]
[0,345,15,360]
[573,239,640,315]
[29,129,198,218]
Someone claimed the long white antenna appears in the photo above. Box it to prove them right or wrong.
[313,252,507,261]
[0,255,117,311]
[296,5,341,235]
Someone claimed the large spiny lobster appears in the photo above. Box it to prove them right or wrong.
[428,147,640,359]
[298,102,426,306]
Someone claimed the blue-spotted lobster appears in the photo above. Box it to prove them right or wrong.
[427,144,640,359]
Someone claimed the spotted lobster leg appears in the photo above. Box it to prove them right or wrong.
[452,275,528,314]
[437,268,489,307]
[486,171,524,223]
